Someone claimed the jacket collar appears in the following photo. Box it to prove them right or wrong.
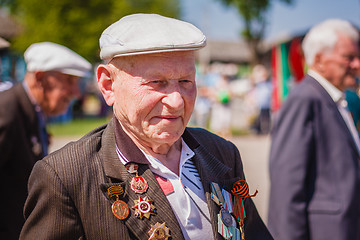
[306,75,360,157]
[100,118,232,239]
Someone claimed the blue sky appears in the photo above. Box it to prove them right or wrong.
[180,0,360,41]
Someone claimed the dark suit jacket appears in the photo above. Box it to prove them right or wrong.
[268,75,360,240]
[20,118,272,240]
[0,83,45,239]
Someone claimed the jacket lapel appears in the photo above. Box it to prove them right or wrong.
[182,129,233,240]
[14,84,44,159]
[308,76,360,157]
[99,118,184,240]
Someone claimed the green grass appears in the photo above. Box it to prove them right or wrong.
[48,117,110,137]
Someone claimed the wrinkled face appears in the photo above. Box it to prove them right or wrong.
[39,71,80,116]
[320,34,360,90]
[108,51,197,146]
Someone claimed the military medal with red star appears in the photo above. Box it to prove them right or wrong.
[148,222,171,240]
[132,196,156,219]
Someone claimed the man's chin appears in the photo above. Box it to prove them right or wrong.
[154,129,184,142]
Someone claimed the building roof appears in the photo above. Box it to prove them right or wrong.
[0,9,21,39]
[197,40,253,64]
[0,37,10,49]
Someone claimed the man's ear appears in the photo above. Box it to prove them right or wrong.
[97,64,115,106]
[34,71,46,86]
[313,52,324,72]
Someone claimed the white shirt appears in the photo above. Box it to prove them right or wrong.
[116,138,213,240]
[308,70,360,154]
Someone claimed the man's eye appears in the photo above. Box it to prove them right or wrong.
[151,80,164,84]
[180,79,191,83]
[343,55,355,61]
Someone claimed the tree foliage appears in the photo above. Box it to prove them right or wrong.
[218,0,293,64]
[1,0,180,63]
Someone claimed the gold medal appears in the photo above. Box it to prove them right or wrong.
[107,185,128,220]
[112,200,129,220]
[133,196,156,219]
[148,222,171,240]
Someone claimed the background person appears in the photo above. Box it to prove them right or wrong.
[344,74,360,130]
[20,14,272,240]
[0,42,91,239]
[268,19,360,240]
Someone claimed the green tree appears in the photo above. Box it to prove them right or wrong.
[1,0,180,63]
[218,0,293,64]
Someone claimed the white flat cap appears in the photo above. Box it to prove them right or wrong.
[99,13,206,60]
[24,42,92,77]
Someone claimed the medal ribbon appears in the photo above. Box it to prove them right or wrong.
[108,185,125,199]
[231,180,258,240]
[211,182,225,205]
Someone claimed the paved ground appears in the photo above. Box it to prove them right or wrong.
[50,134,271,225]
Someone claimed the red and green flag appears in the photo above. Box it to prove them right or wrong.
[271,38,305,112]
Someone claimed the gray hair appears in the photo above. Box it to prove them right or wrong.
[302,19,359,66]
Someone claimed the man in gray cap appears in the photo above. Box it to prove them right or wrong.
[21,14,272,240]
[0,42,91,239]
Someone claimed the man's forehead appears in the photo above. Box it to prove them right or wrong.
[111,51,196,69]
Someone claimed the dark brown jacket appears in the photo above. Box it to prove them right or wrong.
[21,118,272,239]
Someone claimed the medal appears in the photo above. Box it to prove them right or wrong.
[231,180,258,240]
[132,196,156,219]
[148,222,171,240]
[130,176,148,194]
[31,136,42,156]
[211,182,225,205]
[211,182,239,240]
[218,213,232,239]
[107,185,129,220]
[220,208,234,227]
[228,226,241,240]
[222,189,234,213]
[126,163,139,174]
[126,163,149,194]
[112,200,129,220]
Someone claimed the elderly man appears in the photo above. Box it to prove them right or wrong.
[0,42,91,239]
[20,14,272,240]
[268,19,360,240]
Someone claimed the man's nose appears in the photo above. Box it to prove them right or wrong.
[351,56,360,70]
[162,89,184,109]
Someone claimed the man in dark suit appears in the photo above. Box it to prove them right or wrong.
[20,14,272,240]
[268,19,360,240]
[0,42,91,239]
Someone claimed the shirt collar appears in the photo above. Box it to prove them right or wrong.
[22,81,44,114]
[140,138,194,177]
[308,69,343,103]
[114,117,197,168]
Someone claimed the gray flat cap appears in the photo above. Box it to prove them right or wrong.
[25,42,92,77]
[99,13,206,60]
